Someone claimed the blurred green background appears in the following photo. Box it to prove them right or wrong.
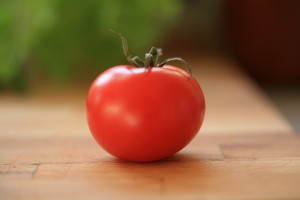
[1,0,299,132]
[0,0,182,91]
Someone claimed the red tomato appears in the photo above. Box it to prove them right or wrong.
[86,65,205,162]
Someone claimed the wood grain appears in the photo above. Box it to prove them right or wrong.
[0,57,299,200]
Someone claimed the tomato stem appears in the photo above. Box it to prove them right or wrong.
[158,57,192,79]
[111,30,192,79]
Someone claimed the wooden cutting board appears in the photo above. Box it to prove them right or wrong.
[0,58,299,200]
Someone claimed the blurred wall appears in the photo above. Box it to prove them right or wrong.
[225,0,300,83]
[164,0,300,84]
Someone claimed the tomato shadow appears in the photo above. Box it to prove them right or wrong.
[110,152,203,163]
[89,152,216,196]
[109,152,213,178]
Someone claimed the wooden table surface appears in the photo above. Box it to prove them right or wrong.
[1,58,299,200]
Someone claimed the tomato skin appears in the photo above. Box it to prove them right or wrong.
[86,65,205,162]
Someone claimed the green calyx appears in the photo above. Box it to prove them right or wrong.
[111,30,192,79]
